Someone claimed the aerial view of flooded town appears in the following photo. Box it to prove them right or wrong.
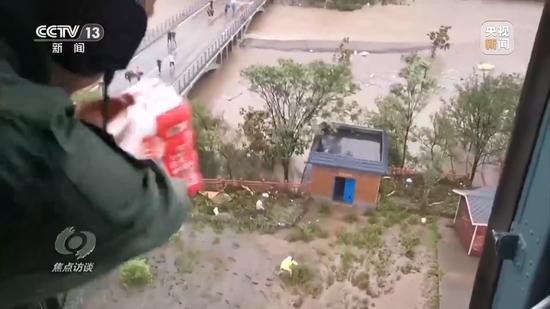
[68,0,544,308]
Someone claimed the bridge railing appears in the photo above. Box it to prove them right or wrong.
[136,0,209,53]
[172,0,266,93]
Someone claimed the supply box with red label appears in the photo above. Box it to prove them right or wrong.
[107,78,203,197]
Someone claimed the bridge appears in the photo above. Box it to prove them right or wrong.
[109,0,268,96]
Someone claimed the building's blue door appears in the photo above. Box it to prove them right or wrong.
[343,178,356,204]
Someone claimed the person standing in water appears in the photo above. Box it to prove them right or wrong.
[156,59,162,74]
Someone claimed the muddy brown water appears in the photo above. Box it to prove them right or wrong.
[66,1,543,308]
[189,0,542,183]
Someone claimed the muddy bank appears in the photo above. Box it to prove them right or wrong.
[242,38,431,53]
[76,193,445,309]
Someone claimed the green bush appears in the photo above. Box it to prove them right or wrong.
[429,220,441,248]
[280,263,323,297]
[368,215,379,224]
[400,262,420,274]
[378,198,409,227]
[119,258,153,288]
[339,249,358,280]
[175,251,198,274]
[284,264,314,285]
[338,224,383,249]
[318,202,333,215]
[344,212,359,223]
[400,229,420,259]
[286,223,329,242]
[334,0,362,11]
[363,207,376,217]
[351,271,370,291]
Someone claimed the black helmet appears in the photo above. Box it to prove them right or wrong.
[0,0,147,83]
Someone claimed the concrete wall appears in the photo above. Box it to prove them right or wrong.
[308,165,381,208]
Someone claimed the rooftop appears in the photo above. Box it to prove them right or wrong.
[453,186,497,226]
[307,123,390,175]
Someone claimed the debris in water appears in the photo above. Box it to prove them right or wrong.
[280,256,298,275]
[241,185,254,195]
[477,63,495,71]
[256,200,265,211]
[421,217,427,224]
[213,207,220,216]
[360,51,369,57]
[262,192,269,198]
[201,191,219,199]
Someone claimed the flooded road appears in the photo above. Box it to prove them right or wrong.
[188,0,543,183]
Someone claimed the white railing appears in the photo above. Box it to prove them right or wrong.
[136,0,210,53]
[172,0,267,93]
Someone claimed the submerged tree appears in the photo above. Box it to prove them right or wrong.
[192,101,263,179]
[444,71,523,182]
[368,53,435,167]
[427,25,452,58]
[366,95,408,166]
[414,106,456,167]
[241,59,360,181]
[333,37,353,66]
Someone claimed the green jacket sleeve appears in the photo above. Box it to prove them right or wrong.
[0,62,189,306]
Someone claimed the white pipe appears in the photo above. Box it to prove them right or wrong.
[468,225,479,256]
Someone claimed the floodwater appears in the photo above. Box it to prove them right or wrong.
[188,0,543,183]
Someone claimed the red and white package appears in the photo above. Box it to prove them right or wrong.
[107,78,203,197]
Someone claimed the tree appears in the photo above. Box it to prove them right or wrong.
[333,37,352,66]
[192,101,263,179]
[241,59,360,181]
[366,95,408,166]
[414,106,457,170]
[416,150,446,213]
[368,53,435,167]
[192,100,225,177]
[427,25,452,58]
[445,71,523,182]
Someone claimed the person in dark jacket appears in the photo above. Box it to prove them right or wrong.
[0,0,190,308]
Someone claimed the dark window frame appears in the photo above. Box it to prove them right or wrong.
[471,3,550,308]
